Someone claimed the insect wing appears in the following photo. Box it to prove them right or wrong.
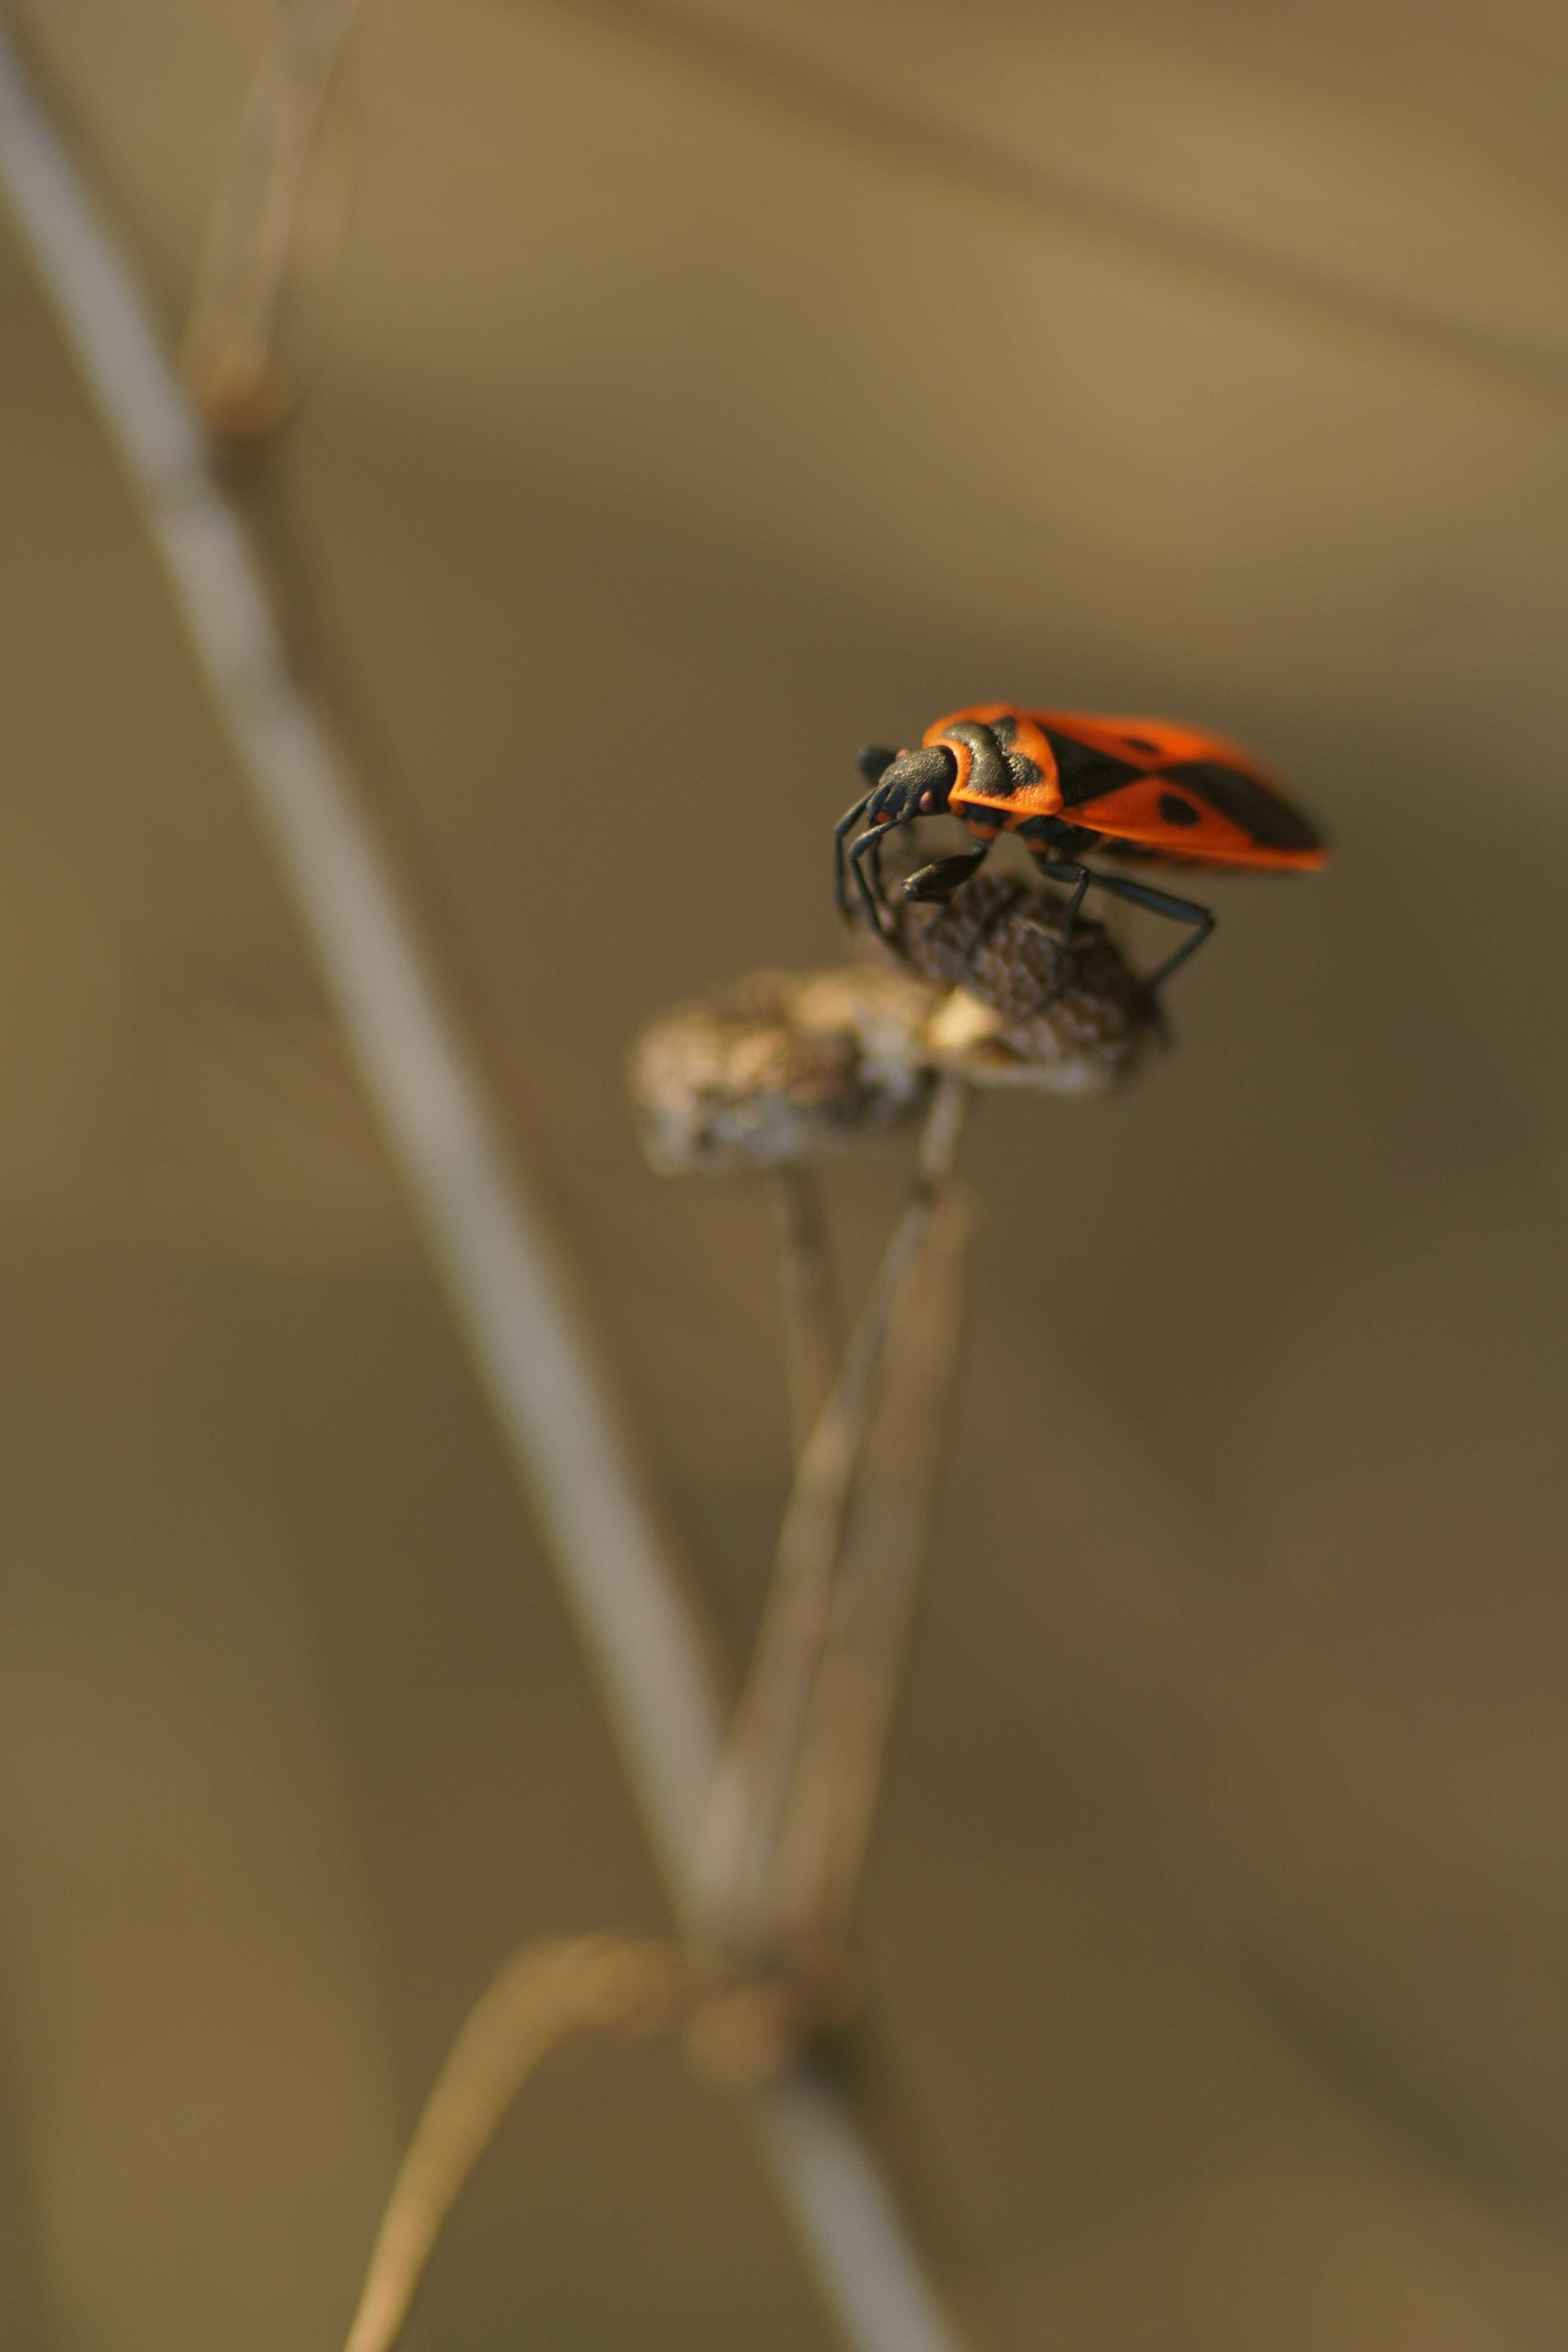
[1039,713,1325,868]
[920,706,1325,866]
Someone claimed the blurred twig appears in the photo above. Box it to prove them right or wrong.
[0,24,972,2349]
[770,1165,842,1462]
[0,0,716,1922]
[764,1179,972,1952]
[342,1936,681,2352]
[697,1079,967,1958]
[181,0,362,433]
[334,1069,972,2350]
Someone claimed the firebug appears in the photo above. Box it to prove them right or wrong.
[835,704,1326,990]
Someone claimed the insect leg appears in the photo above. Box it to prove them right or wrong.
[1030,858,1093,959]
[833,792,873,916]
[835,751,900,913]
[1076,869,1216,990]
[900,846,989,903]
[848,819,906,937]
[904,808,998,905]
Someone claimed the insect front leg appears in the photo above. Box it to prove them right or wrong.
[832,749,900,914]
[848,773,935,933]
[837,743,960,932]
[847,821,902,934]
[833,792,874,917]
[901,805,996,906]
[900,848,989,903]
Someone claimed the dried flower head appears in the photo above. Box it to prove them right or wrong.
[629,965,938,1175]
[878,868,1160,1093]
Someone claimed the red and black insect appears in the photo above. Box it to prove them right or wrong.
[835,704,1326,990]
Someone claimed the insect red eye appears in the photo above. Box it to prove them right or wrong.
[1158,792,1201,827]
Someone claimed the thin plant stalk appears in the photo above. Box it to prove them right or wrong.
[344,1141,970,2352]
[0,29,972,2349]
[181,0,362,432]
[770,1162,842,1462]
[341,1936,681,2352]
[697,1078,968,1956]
[0,0,719,1917]
[763,1181,972,1950]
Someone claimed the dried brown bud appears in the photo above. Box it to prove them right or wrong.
[629,965,938,1175]
[878,869,1160,1093]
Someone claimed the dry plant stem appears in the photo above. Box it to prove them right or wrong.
[697,1078,968,1955]
[181,0,361,432]
[0,0,717,1922]
[0,29,972,2350]
[770,1163,843,1461]
[763,1181,972,1950]
[342,1938,680,2352]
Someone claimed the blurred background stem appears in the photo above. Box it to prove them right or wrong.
[181,0,362,433]
[340,1936,683,2352]
[0,18,973,2349]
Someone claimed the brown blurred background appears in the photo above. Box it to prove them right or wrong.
[2,1,1567,2344]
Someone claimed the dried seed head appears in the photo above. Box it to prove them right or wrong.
[876,869,1161,1093]
[632,872,1158,1174]
[629,965,938,1175]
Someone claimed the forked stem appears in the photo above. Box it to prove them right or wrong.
[696,1077,968,1957]
[762,1181,972,1949]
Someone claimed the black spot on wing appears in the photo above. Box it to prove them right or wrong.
[1158,791,1202,828]
[1043,726,1142,808]
[1165,761,1322,851]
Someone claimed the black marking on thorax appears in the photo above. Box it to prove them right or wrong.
[978,713,1044,796]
